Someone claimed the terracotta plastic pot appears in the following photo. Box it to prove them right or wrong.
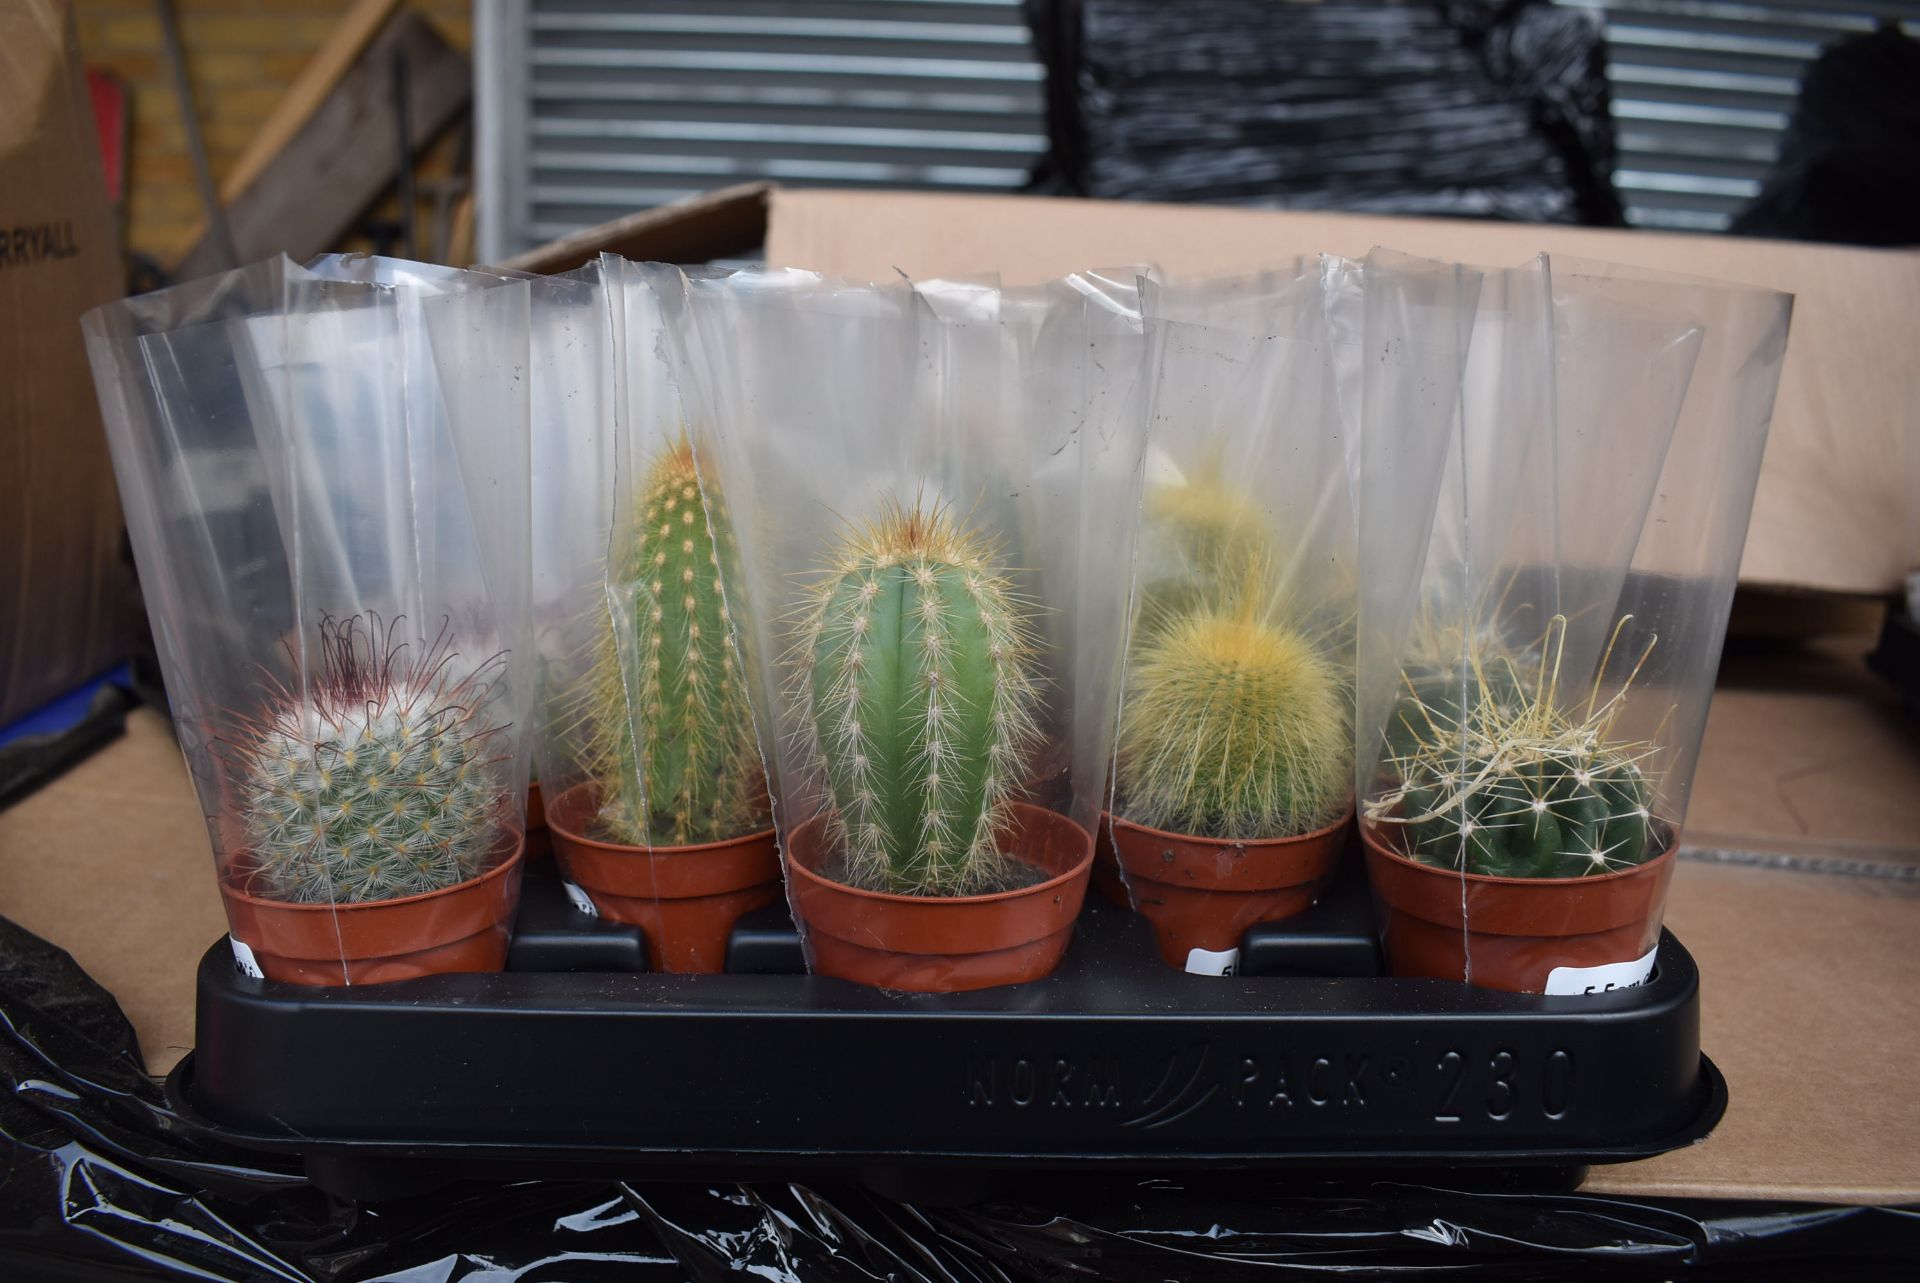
[786,802,1093,992]
[221,840,525,986]
[525,780,553,862]
[1360,823,1676,993]
[546,781,780,973]
[1110,807,1352,969]
[1090,817,1130,907]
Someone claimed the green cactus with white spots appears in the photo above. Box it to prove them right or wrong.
[585,439,767,847]
[794,499,1043,895]
[235,614,508,903]
[1367,615,1663,879]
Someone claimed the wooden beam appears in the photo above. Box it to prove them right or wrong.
[171,11,468,278]
[171,0,403,258]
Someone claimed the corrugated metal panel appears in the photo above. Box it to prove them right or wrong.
[478,0,1047,259]
[1557,0,1920,230]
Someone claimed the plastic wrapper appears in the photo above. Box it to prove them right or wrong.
[522,255,782,972]
[659,268,1149,991]
[1102,261,1361,972]
[1355,253,1791,993]
[82,255,534,986]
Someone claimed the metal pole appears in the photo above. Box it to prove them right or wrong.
[153,0,239,270]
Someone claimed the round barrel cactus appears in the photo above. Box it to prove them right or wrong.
[586,440,766,847]
[1398,752,1654,877]
[236,614,507,903]
[1372,615,1662,878]
[1118,608,1348,839]
[795,500,1043,895]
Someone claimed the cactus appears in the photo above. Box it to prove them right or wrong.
[585,439,767,847]
[1136,475,1274,622]
[1368,615,1662,878]
[234,614,508,903]
[794,498,1043,896]
[1117,601,1349,840]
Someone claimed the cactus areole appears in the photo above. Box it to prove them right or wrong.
[231,613,510,903]
[586,440,766,848]
[795,499,1044,897]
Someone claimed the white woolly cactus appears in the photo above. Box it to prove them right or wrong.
[792,498,1044,895]
[232,614,509,903]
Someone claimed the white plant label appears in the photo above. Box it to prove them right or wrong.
[561,880,600,918]
[1185,946,1240,977]
[228,935,265,980]
[1544,946,1658,996]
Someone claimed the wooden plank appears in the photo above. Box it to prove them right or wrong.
[170,0,402,256]
[171,11,469,278]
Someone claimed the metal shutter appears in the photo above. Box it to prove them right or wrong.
[475,0,1048,260]
[1557,0,1920,230]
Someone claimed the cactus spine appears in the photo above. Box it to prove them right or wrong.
[795,499,1042,895]
[1135,475,1273,621]
[1368,615,1661,878]
[235,614,507,903]
[587,439,766,847]
[1118,595,1349,840]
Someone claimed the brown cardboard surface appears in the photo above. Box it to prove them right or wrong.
[764,189,1920,597]
[0,0,131,725]
[0,709,222,1076]
[2,647,1916,1200]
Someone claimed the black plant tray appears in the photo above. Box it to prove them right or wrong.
[168,857,1725,1200]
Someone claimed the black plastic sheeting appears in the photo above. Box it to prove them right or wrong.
[3,913,1917,1281]
[1731,24,1920,247]
[1027,0,1623,224]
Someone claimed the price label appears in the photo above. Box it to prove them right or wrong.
[228,935,265,980]
[1184,946,1240,977]
[561,881,600,917]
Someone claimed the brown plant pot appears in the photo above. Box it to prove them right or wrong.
[1110,807,1352,969]
[1090,816,1130,907]
[1360,823,1676,993]
[525,780,553,862]
[786,802,1093,992]
[545,781,780,974]
[220,840,525,986]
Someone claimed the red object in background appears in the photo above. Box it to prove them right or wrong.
[87,68,127,204]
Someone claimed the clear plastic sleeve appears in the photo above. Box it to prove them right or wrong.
[1356,252,1790,993]
[82,256,534,986]
[1102,263,1362,973]
[521,255,781,972]
[660,268,1150,992]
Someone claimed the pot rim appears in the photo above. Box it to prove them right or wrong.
[1359,818,1676,888]
[546,780,776,858]
[786,803,1093,906]
[220,833,526,912]
[1107,802,1353,850]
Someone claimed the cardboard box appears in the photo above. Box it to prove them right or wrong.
[0,0,130,726]
[505,183,1918,597]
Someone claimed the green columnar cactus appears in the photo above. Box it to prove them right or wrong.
[1117,606,1349,839]
[1369,615,1662,878]
[587,440,766,847]
[795,499,1043,896]
[236,614,506,903]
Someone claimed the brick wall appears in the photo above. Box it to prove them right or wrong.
[74,0,472,267]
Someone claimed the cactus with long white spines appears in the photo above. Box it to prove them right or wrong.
[233,614,508,903]
[793,499,1043,895]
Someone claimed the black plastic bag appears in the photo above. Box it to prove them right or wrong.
[1026,0,1623,224]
